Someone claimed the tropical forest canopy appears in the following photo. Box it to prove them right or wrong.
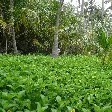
[0,0,112,57]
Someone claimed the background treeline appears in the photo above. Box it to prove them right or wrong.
[0,0,112,55]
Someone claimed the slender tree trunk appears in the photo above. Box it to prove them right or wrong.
[6,38,8,54]
[90,0,94,38]
[51,0,64,57]
[81,0,84,14]
[81,0,87,39]
[111,0,112,9]
[10,0,18,54]
[102,0,104,19]
[81,0,85,32]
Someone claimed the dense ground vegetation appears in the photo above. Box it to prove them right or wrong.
[0,54,112,112]
[0,0,112,55]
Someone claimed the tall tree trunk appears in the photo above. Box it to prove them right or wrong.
[10,0,18,54]
[51,0,64,57]
[102,0,104,19]
[81,0,87,38]
[111,0,112,9]
[81,0,84,14]
[5,38,8,54]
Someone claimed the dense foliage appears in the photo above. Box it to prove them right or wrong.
[0,0,112,56]
[0,54,112,111]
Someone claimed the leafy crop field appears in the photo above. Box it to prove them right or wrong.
[0,54,112,112]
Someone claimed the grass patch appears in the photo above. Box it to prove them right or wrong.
[0,54,112,112]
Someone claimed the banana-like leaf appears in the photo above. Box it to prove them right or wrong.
[97,28,112,52]
[97,29,107,49]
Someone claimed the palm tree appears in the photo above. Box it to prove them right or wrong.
[51,0,64,57]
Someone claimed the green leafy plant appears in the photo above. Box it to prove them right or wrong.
[97,28,112,64]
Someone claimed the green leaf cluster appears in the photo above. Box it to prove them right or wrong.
[97,28,112,64]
